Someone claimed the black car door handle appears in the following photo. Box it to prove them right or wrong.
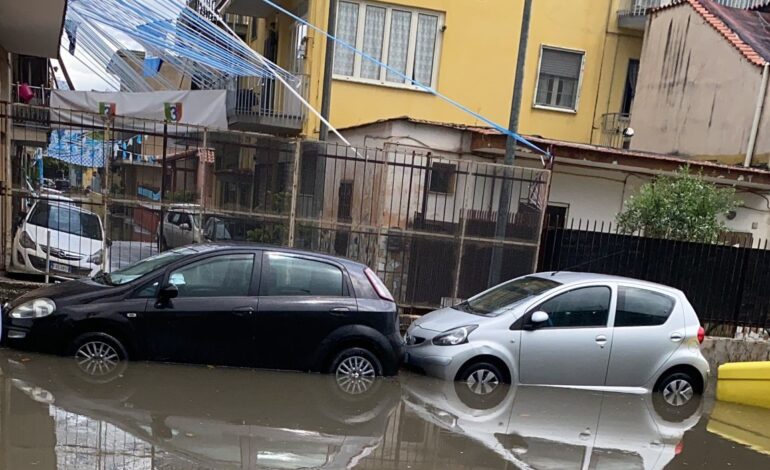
[330,307,350,316]
[232,306,255,316]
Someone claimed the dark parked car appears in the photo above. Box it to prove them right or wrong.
[1,244,403,382]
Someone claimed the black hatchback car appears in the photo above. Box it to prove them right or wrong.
[1,244,404,382]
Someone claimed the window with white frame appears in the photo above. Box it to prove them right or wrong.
[333,1,443,88]
[535,46,585,111]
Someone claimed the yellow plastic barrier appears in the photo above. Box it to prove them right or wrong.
[708,400,770,456]
[716,361,770,410]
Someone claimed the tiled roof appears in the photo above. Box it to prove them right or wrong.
[654,0,770,66]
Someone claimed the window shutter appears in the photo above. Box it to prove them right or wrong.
[540,48,582,79]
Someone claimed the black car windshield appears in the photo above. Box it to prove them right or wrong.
[28,202,102,240]
[107,247,198,285]
[455,276,561,316]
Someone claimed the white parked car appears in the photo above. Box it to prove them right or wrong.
[158,204,202,250]
[12,199,106,278]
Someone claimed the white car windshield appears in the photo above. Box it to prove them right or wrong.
[28,202,102,240]
[455,276,562,316]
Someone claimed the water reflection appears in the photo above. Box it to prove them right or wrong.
[0,350,766,469]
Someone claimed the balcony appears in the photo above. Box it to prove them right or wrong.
[618,0,770,30]
[224,76,307,135]
[600,113,632,149]
[10,84,50,130]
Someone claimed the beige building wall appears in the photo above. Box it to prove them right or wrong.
[629,6,766,165]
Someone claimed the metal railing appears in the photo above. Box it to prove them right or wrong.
[540,217,770,338]
[600,112,632,149]
[11,83,50,125]
[224,75,307,130]
[2,102,549,311]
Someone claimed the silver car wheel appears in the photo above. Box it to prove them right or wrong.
[335,356,376,395]
[663,379,694,406]
[75,341,121,376]
[465,368,500,395]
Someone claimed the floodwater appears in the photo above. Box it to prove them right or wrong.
[1,350,768,470]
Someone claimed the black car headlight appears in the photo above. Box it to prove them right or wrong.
[432,325,478,346]
[9,298,56,319]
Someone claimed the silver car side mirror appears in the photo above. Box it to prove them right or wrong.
[530,311,550,324]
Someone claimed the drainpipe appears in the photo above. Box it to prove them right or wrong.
[744,62,769,168]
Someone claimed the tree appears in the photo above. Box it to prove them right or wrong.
[616,167,739,243]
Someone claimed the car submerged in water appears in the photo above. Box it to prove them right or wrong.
[2,244,404,384]
[405,272,710,407]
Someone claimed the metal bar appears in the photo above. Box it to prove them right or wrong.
[287,139,302,247]
[158,121,168,251]
[102,116,112,272]
[45,230,51,284]
[452,162,476,300]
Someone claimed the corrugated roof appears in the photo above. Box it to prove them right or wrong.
[654,0,770,66]
[340,116,770,178]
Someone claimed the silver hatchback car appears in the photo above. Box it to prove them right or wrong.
[405,272,709,405]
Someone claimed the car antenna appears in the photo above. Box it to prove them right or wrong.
[550,249,626,276]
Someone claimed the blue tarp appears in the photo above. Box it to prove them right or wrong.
[47,129,106,168]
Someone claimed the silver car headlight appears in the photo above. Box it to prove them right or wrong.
[432,325,478,346]
[9,298,56,319]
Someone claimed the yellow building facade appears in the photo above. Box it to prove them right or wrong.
[232,0,644,146]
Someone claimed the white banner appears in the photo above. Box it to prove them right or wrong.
[50,90,229,132]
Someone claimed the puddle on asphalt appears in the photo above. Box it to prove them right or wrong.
[0,349,768,470]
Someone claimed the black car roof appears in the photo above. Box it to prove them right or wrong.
[185,243,369,271]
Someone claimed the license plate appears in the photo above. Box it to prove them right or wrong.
[50,262,72,273]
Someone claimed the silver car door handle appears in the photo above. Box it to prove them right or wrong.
[670,332,684,342]
[595,335,608,348]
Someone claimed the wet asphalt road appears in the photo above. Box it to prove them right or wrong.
[0,349,768,470]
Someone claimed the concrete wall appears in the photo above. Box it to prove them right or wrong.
[630,6,766,165]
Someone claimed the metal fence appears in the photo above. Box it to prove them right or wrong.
[2,101,549,310]
[539,219,770,337]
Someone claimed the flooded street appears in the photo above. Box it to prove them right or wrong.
[0,350,768,470]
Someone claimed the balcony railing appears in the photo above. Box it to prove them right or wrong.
[600,113,632,149]
[224,75,307,134]
[11,83,50,125]
[618,0,770,29]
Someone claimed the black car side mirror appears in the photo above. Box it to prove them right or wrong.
[159,284,179,300]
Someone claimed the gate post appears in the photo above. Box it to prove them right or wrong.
[452,161,476,301]
[102,116,112,273]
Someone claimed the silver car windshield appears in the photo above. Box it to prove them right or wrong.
[455,276,561,316]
